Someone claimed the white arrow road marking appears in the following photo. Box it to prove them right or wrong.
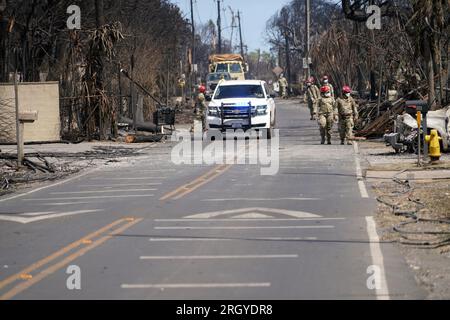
[231,213,273,219]
[20,211,56,216]
[0,209,103,224]
[184,207,321,219]
[154,218,344,222]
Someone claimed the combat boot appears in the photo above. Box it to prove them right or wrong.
[327,140,331,145]
[341,140,345,145]
[321,137,325,145]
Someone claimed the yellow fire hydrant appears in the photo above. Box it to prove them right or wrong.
[425,129,442,162]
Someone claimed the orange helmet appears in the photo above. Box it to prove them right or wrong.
[320,86,330,93]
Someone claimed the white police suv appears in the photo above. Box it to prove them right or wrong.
[206,80,276,139]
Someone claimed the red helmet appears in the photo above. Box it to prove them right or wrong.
[342,86,352,94]
[320,86,330,93]
[199,85,206,93]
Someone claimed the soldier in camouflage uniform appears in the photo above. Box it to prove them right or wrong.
[336,85,358,145]
[317,85,337,145]
[279,74,289,99]
[304,77,320,120]
[322,76,334,98]
[195,85,207,131]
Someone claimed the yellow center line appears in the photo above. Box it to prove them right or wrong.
[0,218,142,300]
[172,165,232,200]
[159,164,232,201]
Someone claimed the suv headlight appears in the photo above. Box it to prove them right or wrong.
[256,105,268,115]
[208,106,220,116]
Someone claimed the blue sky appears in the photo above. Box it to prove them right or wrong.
[170,0,291,52]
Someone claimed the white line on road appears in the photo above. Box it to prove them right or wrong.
[37,201,107,206]
[154,225,334,230]
[79,183,162,187]
[365,216,390,300]
[50,189,157,195]
[353,142,369,198]
[201,197,319,202]
[140,254,299,260]
[90,177,166,180]
[22,194,154,201]
[101,169,176,173]
[149,237,318,242]
[149,238,233,242]
[121,283,271,289]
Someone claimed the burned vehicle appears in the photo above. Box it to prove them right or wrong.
[384,106,450,153]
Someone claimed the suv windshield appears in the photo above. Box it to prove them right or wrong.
[214,85,265,99]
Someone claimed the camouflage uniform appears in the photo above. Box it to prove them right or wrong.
[279,76,288,99]
[196,92,207,130]
[304,85,320,120]
[317,96,337,144]
[336,96,358,144]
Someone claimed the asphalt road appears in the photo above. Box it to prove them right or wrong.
[0,99,426,300]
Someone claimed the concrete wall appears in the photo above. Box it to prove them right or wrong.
[0,82,60,143]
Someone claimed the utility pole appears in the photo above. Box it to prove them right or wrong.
[284,30,291,90]
[217,0,222,54]
[14,69,23,167]
[237,11,244,58]
[190,0,195,100]
[305,0,311,80]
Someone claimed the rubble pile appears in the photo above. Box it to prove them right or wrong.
[0,146,144,196]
